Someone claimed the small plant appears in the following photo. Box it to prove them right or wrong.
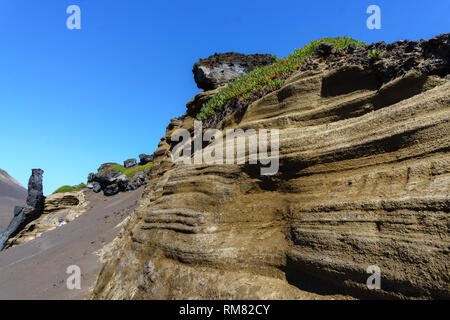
[368,49,382,59]
[240,92,252,101]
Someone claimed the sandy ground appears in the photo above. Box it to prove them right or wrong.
[0,188,143,300]
[0,169,27,231]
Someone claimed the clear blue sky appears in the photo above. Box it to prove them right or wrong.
[0,0,448,195]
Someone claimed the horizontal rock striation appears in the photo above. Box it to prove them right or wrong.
[93,35,450,300]
[4,190,88,249]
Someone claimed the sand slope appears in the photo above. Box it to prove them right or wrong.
[0,169,26,231]
[0,188,143,300]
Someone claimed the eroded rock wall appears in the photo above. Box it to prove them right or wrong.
[93,39,449,300]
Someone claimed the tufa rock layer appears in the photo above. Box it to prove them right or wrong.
[4,190,88,249]
[93,35,450,300]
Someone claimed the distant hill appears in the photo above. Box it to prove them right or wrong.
[0,169,27,231]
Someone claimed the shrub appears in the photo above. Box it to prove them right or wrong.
[53,185,75,194]
[368,49,381,59]
[196,36,366,120]
[75,183,86,191]
[53,183,86,194]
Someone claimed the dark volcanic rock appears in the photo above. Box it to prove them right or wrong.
[92,165,122,186]
[87,173,95,183]
[139,154,154,165]
[193,52,276,90]
[87,161,149,196]
[26,169,44,211]
[124,159,137,168]
[116,175,130,191]
[104,184,119,196]
[0,169,45,250]
[313,42,334,58]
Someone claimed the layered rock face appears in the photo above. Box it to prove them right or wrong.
[193,52,276,90]
[93,35,449,299]
[4,191,88,249]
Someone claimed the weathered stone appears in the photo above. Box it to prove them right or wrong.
[124,159,137,168]
[93,166,122,186]
[193,52,276,90]
[92,183,101,193]
[0,169,46,250]
[139,154,154,165]
[87,173,96,183]
[103,184,119,197]
[26,169,44,211]
[116,174,130,191]
[4,190,89,249]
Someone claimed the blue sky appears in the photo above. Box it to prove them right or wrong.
[0,0,448,194]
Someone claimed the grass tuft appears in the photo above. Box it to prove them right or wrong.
[110,162,153,178]
[196,36,366,120]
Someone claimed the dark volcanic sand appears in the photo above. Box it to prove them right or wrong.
[0,188,143,300]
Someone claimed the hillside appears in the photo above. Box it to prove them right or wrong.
[92,34,450,300]
[0,169,27,231]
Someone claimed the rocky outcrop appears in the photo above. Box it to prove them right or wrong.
[87,161,150,196]
[4,190,88,249]
[124,159,137,168]
[0,169,45,250]
[139,154,154,165]
[93,35,450,300]
[193,52,276,90]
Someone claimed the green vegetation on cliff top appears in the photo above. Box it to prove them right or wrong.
[110,162,153,178]
[53,183,86,194]
[196,36,366,120]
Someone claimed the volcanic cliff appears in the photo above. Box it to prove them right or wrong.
[92,34,450,300]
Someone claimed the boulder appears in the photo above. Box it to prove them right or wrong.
[193,52,276,90]
[87,173,96,183]
[92,166,122,186]
[116,174,130,191]
[92,183,101,193]
[103,184,119,197]
[313,42,334,58]
[124,158,137,168]
[139,154,154,165]
[26,169,45,211]
[0,169,45,250]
